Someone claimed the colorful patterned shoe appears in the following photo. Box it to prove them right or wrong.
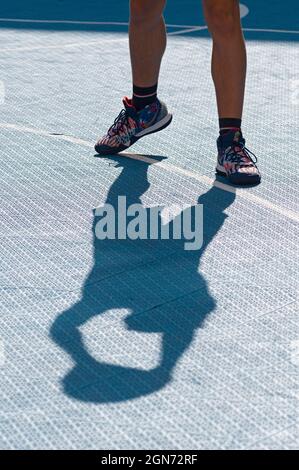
[216,129,261,185]
[95,97,172,155]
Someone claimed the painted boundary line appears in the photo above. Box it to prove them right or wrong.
[0,37,127,53]
[0,18,298,35]
[0,122,298,224]
[168,26,207,36]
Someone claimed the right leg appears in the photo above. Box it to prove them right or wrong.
[129,0,167,88]
[95,0,172,155]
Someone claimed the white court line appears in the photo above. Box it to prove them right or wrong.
[243,27,299,35]
[0,18,130,26]
[0,18,298,35]
[3,26,298,53]
[168,26,207,36]
[0,37,127,53]
[1,122,298,224]
[169,26,299,36]
[0,18,198,28]
[1,25,297,53]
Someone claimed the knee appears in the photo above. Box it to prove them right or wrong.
[204,1,241,38]
[130,0,166,27]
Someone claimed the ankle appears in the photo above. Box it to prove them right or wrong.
[132,83,158,111]
[219,117,242,136]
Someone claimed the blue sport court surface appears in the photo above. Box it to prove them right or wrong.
[0,0,298,450]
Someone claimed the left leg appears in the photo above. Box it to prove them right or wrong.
[202,0,261,185]
[202,0,246,120]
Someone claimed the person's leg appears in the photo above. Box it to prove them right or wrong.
[202,0,260,185]
[129,0,167,110]
[130,0,167,87]
[95,0,172,155]
[202,0,246,125]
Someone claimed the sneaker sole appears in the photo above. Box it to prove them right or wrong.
[95,113,173,155]
[216,164,261,186]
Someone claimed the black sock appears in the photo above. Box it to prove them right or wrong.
[132,84,158,111]
[219,118,242,135]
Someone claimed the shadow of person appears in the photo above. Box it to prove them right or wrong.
[50,154,235,403]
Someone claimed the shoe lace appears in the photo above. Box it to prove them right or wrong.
[225,141,258,166]
[108,109,134,135]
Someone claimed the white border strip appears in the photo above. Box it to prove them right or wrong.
[0,122,298,224]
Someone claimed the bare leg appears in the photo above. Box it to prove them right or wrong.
[129,0,167,87]
[202,0,246,119]
[95,1,171,154]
